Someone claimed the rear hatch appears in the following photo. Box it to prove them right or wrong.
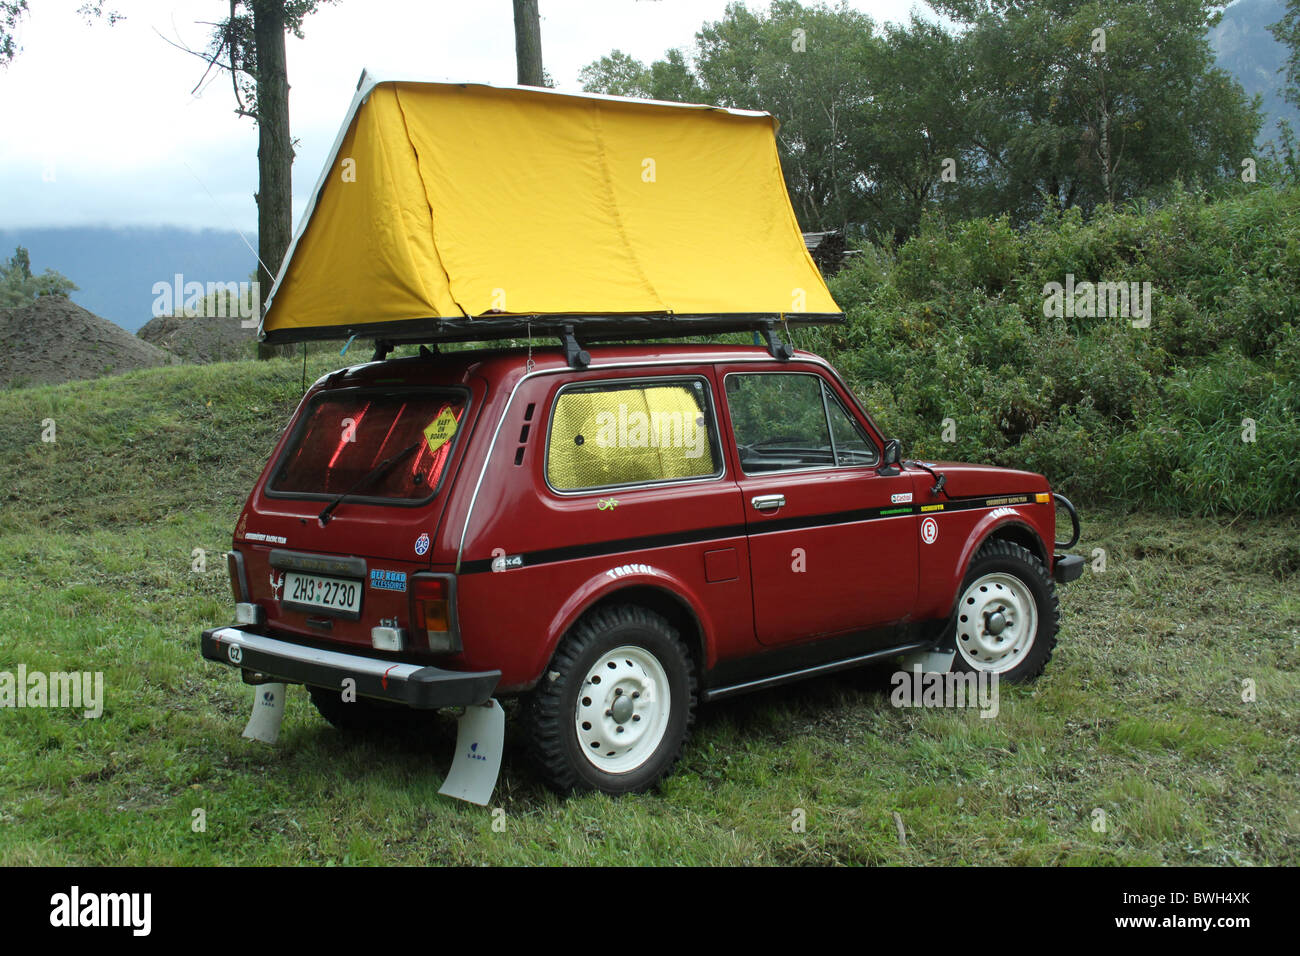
[233,378,478,653]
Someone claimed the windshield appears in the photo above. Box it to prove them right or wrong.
[270,389,466,501]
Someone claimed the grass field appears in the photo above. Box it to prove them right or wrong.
[0,358,1296,865]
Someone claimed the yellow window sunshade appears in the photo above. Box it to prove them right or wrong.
[260,75,841,345]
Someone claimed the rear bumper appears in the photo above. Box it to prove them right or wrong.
[1052,554,1085,584]
[200,627,499,709]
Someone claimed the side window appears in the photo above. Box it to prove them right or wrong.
[725,372,878,474]
[547,378,722,491]
[826,392,878,466]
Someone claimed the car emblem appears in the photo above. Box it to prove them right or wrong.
[414,532,431,556]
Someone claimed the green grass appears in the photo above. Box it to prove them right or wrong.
[0,358,1296,864]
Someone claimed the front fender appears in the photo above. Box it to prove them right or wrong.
[935,508,1049,621]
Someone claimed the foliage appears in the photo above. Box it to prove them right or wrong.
[580,0,1263,241]
[0,246,78,308]
[801,184,1300,516]
[0,0,26,66]
[1270,0,1300,106]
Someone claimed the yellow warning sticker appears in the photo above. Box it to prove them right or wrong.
[423,408,459,454]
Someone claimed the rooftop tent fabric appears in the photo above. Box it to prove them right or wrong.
[261,79,839,341]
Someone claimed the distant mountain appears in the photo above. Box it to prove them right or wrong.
[0,227,258,334]
[1212,0,1299,143]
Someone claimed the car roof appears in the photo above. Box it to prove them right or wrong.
[318,343,833,392]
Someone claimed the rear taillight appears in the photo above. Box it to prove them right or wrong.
[227,550,249,602]
[409,574,461,653]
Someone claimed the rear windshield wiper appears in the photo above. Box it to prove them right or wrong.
[318,442,421,526]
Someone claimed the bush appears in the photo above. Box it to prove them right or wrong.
[825,184,1300,516]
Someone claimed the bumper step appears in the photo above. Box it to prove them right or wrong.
[200,627,499,709]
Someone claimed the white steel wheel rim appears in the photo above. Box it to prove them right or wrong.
[575,645,671,774]
[954,572,1038,674]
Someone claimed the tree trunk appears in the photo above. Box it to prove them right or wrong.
[512,0,543,87]
[253,0,293,359]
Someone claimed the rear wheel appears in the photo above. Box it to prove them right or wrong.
[524,605,696,794]
[950,539,1059,682]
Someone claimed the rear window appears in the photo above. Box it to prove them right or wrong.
[270,389,467,501]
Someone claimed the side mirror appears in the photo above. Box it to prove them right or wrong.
[878,438,902,476]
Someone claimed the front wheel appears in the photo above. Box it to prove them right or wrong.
[523,605,697,794]
[949,539,1059,682]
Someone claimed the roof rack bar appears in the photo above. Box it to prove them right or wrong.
[259,312,844,348]
[560,324,591,370]
[761,320,794,361]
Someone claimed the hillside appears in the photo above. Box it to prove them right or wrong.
[0,296,180,389]
[0,345,1296,867]
[137,313,257,364]
[0,354,339,534]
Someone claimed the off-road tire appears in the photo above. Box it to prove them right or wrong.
[948,539,1059,683]
[524,605,697,795]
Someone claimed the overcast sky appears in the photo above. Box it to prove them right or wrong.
[0,0,928,236]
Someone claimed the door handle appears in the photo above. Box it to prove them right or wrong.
[751,494,786,511]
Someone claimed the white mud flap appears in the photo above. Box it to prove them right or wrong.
[896,649,956,673]
[241,682,288,744]
[438,698,504,806]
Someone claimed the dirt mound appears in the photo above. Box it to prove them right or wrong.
[137,313,256,364]
[0,296,181,389]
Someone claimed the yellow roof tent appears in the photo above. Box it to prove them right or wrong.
[260,72,842,353]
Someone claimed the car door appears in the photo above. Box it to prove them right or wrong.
[719,366,918,647]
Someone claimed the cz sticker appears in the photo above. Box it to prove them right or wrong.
[920,516,939,545]
[414,532,431,556]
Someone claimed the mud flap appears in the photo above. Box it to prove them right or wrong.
[241,682,288,744]
[896,649,955,673]
[438,698,504,806]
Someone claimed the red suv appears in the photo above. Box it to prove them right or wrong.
[202,335,1083,795]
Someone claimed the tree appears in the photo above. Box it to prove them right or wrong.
[938,0,1261,219]
[513,0,543,86]
[172,1,337,357]
[1271,0,1300,107]
[0,1,27,67]
[581,0,1262,239]
[850,15,977,241]
[579,50,652,98]
[582,2,878,232]
[1,247,78,308]
[579,48,702,102]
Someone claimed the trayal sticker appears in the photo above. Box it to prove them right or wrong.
[423,408,459,454]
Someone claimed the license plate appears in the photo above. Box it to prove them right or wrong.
[282,571,362,618]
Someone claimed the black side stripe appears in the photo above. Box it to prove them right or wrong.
[459,493,1038,574]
